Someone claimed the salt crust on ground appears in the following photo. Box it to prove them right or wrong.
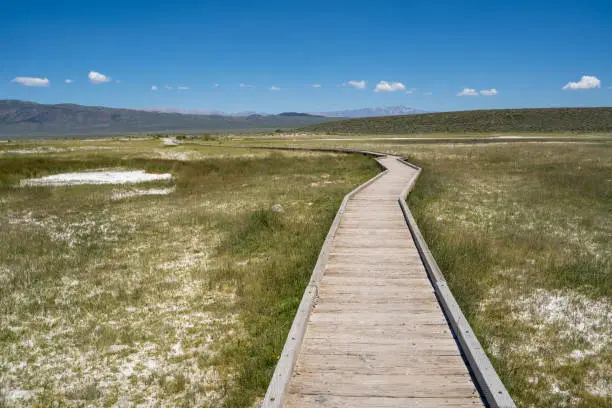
[512,289,610,357]
[0,147,110,155]
[20,170,172,186]
[111,187,175,200]
[481,287,611,400]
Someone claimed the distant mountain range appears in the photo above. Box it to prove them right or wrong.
[141,107,269,117]
[0,100,332,138]
[143,105,428,118]
[0,100,431,138]
[312,106,429,118]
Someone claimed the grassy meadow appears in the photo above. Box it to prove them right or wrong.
[0,138,379,407]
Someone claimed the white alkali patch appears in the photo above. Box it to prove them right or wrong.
[155,150,190,161]
[20,170,172,187]
[8,211,136,247]
[111,187,175,200]
[3,389,34,403]
[512,289,611,357]
[0,146,111,155]
[162,137,181,146]
[481,286,611,399]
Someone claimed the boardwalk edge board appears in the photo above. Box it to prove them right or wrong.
[258,147,515,408]
[262,160,389,407]
[396,157,516,408]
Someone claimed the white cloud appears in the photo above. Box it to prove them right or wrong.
[270,86,280,91]
[115,80,121,84]
[240,83,253,88]
[345,80,366,89]
[88,71,111,84]
[213,83,219,88]
[11,77,50,87]
[457,88,479,96]
[151,85,158,91]
[164,85,173,90]
[177,86,189,90]
[562,75,601,90]
[312,84,321,88]
[405,88,416,94]
[374,81,406,93]
[424,91,433,96]
[480,88,498,96]
[65,79,74,84]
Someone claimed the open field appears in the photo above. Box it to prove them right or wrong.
[1,135,610,407]
[253,139,610,407]
[0,138,379,407]
[300,107,612,135]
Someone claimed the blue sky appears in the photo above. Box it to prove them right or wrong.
[2,0,610,113]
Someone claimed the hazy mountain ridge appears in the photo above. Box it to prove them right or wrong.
[0,100,335,138]
[142,106,422,118]
[312,105,429,118]
[141,107,267,117]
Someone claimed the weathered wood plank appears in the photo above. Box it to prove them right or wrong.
[329,248,419,256]
[289,372,479,398]
[315,293,438,304]
[333,227,412,235]
[302,332,458,347]
[285,394,482,407]
[304,323,453,338]
[317,284,435,297]
[323,263,425,272]
[312,300,440,313]
[322,271,428,280]
[294,353,470,375]
[299,341,461,357]
[326,254,423,265]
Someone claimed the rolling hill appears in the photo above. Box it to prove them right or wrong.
[0,100,335,138]
[301,108,612,134]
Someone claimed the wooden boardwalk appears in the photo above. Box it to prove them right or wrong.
[284,156,484,407]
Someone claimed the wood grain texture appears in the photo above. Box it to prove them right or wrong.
[285,394,483,408]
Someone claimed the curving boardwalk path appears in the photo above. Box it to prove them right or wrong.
[283,156,484,407]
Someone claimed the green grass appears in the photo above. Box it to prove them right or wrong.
[300,107,612,135]
[0,138,379,407]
